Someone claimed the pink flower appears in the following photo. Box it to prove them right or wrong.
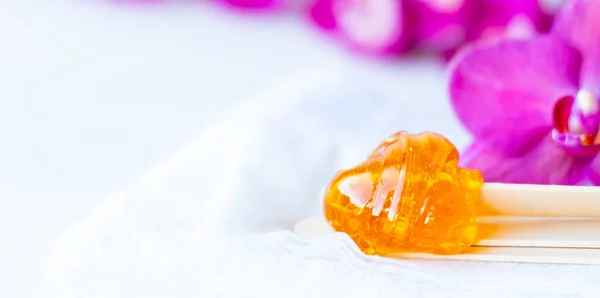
[309,0,337,31]
[467,0,553,42]
[448,0,600,185]
[309,0,416,55]
[409,0,476,53]
[440,0,554,59]
[308,0,553,57]
[218,0,282,10]
[308,0,474,56]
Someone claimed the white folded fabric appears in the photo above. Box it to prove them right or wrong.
[46,60,600,298]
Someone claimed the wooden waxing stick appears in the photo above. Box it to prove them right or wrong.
[474,183,600,249]
[478,183,600,218]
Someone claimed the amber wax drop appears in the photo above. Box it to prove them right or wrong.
[323,131,483,255]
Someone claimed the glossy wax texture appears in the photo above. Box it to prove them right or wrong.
[323,131,483,255]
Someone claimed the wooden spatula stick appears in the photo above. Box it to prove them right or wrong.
[478,183,600,218]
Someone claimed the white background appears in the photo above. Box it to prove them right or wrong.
[0,1,349,296]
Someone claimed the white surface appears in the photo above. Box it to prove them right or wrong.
[45,58,600,297]
[0,1,343,297]
[3,1,577,297]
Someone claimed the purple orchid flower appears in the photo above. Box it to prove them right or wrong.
[409,0,478,53]
[440,0,555,60]
[309,0,337,31]
[308,0,476,56]
[308,0,416,56]
[467,0,553,42]
[308,0,553,57]
[218,0,282,10]
[448,0,600,185]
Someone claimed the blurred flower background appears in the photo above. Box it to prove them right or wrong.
[124,0,564,58]
[308,0,555,58]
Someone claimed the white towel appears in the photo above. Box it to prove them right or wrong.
[46,60,600,298]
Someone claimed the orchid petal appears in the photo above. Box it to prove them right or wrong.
[552,0,600,95]
[332,0,412,55]
[448,36,582,156]
[469,0,553,43]
[586,155,600,186]
[467,0,552,43]
[309,0,337,31]
[219,0,279,9]
[460,136,590,185]
[408,0,475,53]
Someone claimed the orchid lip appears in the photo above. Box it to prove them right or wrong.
[552,89,600,157]
[551,130,600,157]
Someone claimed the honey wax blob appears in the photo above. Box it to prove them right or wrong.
[323,131,483,255]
